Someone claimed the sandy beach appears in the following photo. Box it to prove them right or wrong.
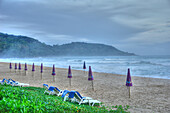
[0,62,169,113]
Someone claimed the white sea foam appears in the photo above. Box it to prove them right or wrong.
[0,55,170,79]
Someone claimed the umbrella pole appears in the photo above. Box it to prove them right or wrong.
[128,87,130,98]
[41,73,42,80]
[32,72,34,77]
[15,70,16,73]
[92,81,94,91]
[25,71,26,76]
[129,87,131,98]
[10,69,11,76]
[69,78,71,86]
[53,76,55,82]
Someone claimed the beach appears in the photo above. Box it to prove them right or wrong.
[0,62,169,113]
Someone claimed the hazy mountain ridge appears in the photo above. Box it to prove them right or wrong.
[0,32,135,57]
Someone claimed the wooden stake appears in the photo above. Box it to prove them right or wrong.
[129,87,131,98]
[69,78,71,86]
[41,73,42,80]
[53,76,55,82]
[32,72,34,77]
[92,81,94,91]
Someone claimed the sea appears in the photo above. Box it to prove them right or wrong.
[0,55,170,79]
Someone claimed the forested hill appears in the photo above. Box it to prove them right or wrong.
[0,32,135,57]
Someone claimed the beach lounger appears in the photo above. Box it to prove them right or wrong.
[74,91,93,105]
[63,91,100,106]
[16,82,29,87]
[7,79,18,86]
[7,79,29,87]
[63,91,76,102]
[47,86,56,95]
[0,78,6,85]
[54,87,63,96]
[0,78,15,85]
[6,79,14,85]
[88,99,101,106]
[61,90,70,98]
[43,84,49,94]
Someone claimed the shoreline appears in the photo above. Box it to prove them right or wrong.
[0,62,170,113]
[0,61,169,80]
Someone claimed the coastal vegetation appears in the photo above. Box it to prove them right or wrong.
[0,84,129,113]
[0,32,135,57]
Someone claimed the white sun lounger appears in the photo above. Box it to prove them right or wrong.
[88,100,101,106]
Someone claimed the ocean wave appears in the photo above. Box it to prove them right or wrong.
[131,61,163,66]
[67,59,83,62]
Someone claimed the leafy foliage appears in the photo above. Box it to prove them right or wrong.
[0,84,130,113]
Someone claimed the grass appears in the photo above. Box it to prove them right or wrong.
[0,84,130,113]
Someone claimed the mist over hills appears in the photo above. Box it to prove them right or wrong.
[0,32,135,57]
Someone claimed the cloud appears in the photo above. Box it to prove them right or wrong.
[110,0,170,45]
[127,27,170,45]
[0,0,170,55]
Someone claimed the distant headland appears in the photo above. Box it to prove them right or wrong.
[0,32,135,57]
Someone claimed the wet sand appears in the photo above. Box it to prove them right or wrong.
[0,62,170,113]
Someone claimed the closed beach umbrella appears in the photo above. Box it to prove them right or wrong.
[68,65,72,86]
[19,63,21,74]
[24,63,27,75]
[32,63,35,76]
[25,63,27,71]
[126,68,133,98]
[19,63,21,70]
[9,62,12,72]
[88,66,94,90]
[15,63,17,73]
[32,63,35,71]
[52,64,56,82]
[40,63,43,79]
[41,63,43,73]
[83,61,86,73]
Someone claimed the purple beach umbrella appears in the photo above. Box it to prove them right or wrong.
[9,62,12,69]
[9,62,12,73]
[19,63,21,70]
[41,63,43,73]
[68,65,72,86]
[83,61,86,69]
[83,61,86,74]
[40,63,43,79]
[9,62,12,71]
[126,68,133,87]
[32,63,35,76]
[88,66,94,90]
[15,63,17,73]
[126,68,133,98]
[24,63,27,75]
[32,63,35,72]
[88,66,94,81]
[52,64,56,75]
[68,65,72,78]
[25,63,27,71]
[52,64,56,82]
[18,63,21,74]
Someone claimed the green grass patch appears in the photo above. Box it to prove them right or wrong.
[0,84,130,113]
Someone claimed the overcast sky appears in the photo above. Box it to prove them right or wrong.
[0,0,170,55]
